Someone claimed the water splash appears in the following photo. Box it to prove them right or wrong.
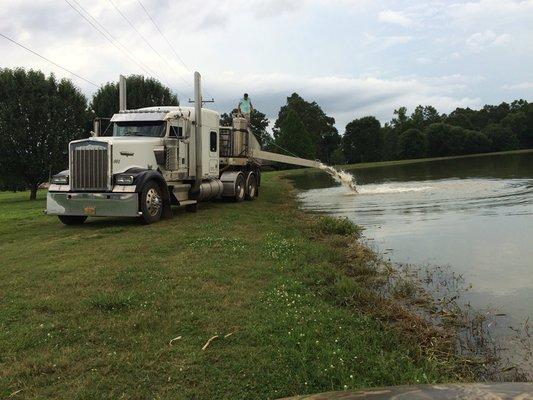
[318,162,358,193]
[358,184,433,195]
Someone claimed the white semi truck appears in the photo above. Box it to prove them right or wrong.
[46,72,320,224]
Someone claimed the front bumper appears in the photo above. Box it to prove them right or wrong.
[46,192,139,217]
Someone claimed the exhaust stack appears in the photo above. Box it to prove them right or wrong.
[92,118,101,137]
[119,75,127,111]
[193,71,203,191]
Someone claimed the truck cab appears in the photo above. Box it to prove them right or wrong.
[46,105,261,225]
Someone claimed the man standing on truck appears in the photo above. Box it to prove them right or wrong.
[238,93,253,126]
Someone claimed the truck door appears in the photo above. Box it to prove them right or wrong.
[169,119,190,177]
[208,129,219,176]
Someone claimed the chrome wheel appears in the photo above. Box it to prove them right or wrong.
[237,183,245,199]
[234,174,246,202]
[245,173,257,201]
[146,187,162,217]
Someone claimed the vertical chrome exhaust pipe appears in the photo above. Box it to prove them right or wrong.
[193,71,203,192]
[119,75,127,111]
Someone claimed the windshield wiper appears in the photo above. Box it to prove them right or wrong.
[123,131,144,136]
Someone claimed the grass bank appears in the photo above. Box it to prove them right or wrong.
[1,173,466,399]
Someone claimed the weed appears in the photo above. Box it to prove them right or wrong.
[316,216,362,236]
[328,275,379,308]
[392,278,418,299]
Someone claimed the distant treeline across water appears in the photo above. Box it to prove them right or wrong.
[264,94,533,166]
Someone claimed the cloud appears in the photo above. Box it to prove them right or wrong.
[248,0,301,18]
[0,0,527,132]
[502,82,533,90]
[378,9,413,27]
[416,57,431,64]
[206,72,482,129]
[382,35,413,48]
[363,33,413,50]
[465,30,512,52]
[447,0,533,28]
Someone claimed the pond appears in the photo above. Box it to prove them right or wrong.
[291,151,533,370]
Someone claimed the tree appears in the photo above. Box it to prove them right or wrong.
[446,107,476,130]
[484,124,519,151]
[409,105,442,131]
[502,111,531,149]
[0,68,89,199]
[274,109,315,160]
[329,148,346,165]
[220,108,270,147]
[342,116,382,163]
[320,128,342,164]
[90,75,178,133]
[524,103,533,149]
[463,130,491,154]
[425,123,466,157]
[380,125,399,161]
[390,106,410,133]
[480,102,511,126]
[510,99,529,113]
[0,174,27,192]
[398,128,427,159]
[273,93,340,163]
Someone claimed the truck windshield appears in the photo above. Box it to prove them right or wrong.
[113,121,165,137]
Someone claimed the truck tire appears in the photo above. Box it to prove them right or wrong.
[58,215,87,225]
[140,181,163,224]
[234,173,246,202]
[245,173,257,201]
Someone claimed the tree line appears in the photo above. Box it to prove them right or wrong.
[270,95,533,165]
[1,67,532,199]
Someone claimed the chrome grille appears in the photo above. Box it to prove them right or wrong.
[70,141,110,191]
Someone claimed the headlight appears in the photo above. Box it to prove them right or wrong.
[51,174,69,185]
[115,174,135,185]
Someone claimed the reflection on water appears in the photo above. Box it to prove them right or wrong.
[292,151,533,362]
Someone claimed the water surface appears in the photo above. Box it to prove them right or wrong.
[292,151,533,363]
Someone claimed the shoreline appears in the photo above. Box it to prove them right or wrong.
[280,163,531,382]
[277,173,525,383]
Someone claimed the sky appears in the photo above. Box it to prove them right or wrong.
[1,0,533,130]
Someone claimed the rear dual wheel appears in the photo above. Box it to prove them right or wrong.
[234,173,246,202]
[245,173,257,201]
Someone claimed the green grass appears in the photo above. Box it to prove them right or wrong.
[315,216,362,236]
[0,174,460,399]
